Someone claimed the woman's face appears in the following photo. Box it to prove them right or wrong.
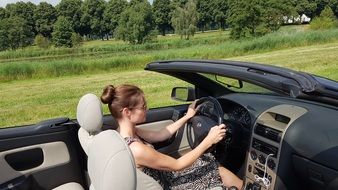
[129,100,147,124]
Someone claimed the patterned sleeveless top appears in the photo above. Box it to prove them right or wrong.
[124,136,225,190]
[124,136,141,145]
[124,136,154,148]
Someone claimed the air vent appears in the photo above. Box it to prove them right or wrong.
[255,124,282,143]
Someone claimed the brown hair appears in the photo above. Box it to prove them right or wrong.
[101,84,145,119]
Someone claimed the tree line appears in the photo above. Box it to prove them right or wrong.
[0,0,337,50]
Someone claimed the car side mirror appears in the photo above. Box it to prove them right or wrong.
[171,87,196,101]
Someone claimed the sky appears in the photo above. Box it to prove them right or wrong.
[0,0,61,7]
[0,0,153,8]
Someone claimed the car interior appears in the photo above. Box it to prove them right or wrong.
[0,60,337,190]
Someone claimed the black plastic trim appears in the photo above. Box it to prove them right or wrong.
[0,117,70,139]
[5,148,43,171]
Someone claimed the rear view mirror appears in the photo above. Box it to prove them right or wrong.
[171,87,196,101]
[215,75,243,89]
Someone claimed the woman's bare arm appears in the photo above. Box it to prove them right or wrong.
[136,114,192,143]
[136,102,197,143]
[131,124,226,171]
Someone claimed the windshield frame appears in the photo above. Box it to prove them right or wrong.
[145,60,338,106]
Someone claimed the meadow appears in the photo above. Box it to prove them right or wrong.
[0,25,337,127]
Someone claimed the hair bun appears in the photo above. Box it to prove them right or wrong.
[101,85,115,104]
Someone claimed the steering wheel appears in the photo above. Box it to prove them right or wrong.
[186,97,233,152]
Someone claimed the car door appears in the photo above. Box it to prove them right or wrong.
[0,118,86,190]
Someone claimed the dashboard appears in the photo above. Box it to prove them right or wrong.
[219,99,252,127]
[225,106,251,126]
[217,94,338,190]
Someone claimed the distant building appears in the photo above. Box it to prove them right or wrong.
[283,14,311,24]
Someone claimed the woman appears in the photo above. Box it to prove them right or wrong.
[101,84,243,189]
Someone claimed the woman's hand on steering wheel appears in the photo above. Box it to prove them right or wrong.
[186,100,198,119]
[204,124,227,146]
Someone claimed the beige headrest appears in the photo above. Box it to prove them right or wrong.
[76,93,103,133]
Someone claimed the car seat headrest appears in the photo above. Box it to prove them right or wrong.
[76,93,103,133]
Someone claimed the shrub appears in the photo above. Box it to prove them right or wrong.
[34,34,50,49]
[143,30,158,43]
[310,6,338,30]
[71,33,82,47]
[310,17,337,30]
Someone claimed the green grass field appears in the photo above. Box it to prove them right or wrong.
[2,25,338,81]
[0,25,337,128]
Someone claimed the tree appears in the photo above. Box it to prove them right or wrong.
[196,0,213,32]
[79,11,92,38]
[52,16,74,47]
[227,0,267,39]
[310,6,338,29]
[11,16,34,48]
[153,0,172,35]
[6,2,37,35]
[212,0,228,29]
[320,5,338,19]
[57,0,83,35]
[170,0,188,8]
[227,0,288,39]
[312,0,329,18]
[103,0,128,38]
[304,0,338,19]
[331,0,338,18]
[263,0,290,31]
[292,0,317,17]
[0,7,8,21]
[171,0,198,40]
[0,17,34,50]
[116,0,154,44]
[34,2,57,38]
[130,0,150,6]
[81,0,107,40]
[0,19,9,51]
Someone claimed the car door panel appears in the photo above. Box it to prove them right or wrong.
[156,122,191,158]
[140,105,192,158]
[137,120,174,131]
[0,118,85,190]
[0,141,70,184]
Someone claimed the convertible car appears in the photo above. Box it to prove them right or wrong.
[0,60,337,190]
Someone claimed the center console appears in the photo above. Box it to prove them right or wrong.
[244,104,307,190]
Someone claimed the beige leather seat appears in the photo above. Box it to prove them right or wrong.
[88,130,162,190]
[52,182,84,190]
[76,93,162,190]
[51,96,100,190]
